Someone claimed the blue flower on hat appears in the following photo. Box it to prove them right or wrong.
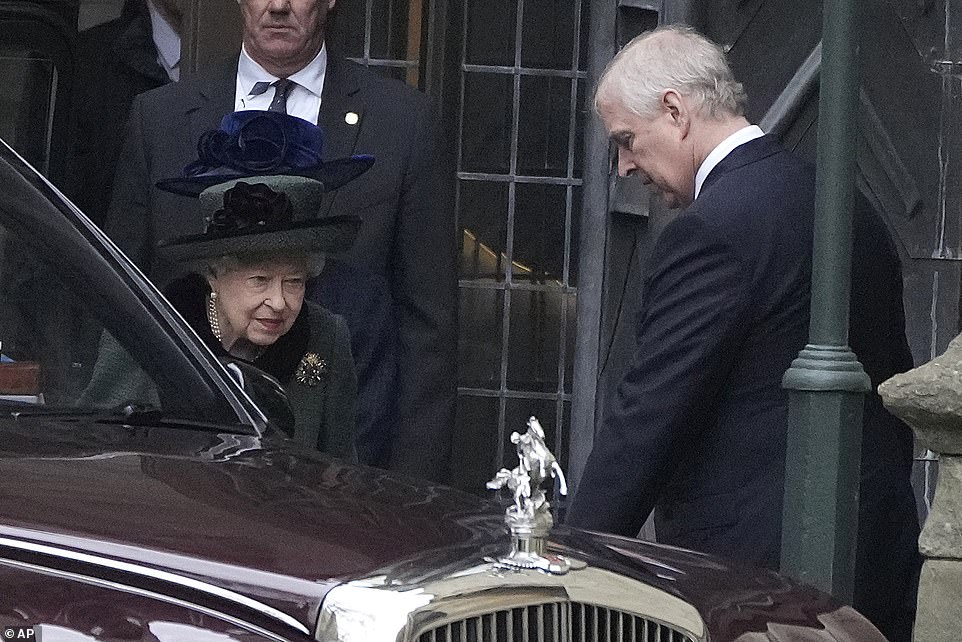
[185,111,324,178]
[156,111,374,197]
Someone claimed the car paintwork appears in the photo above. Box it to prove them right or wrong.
[0,417,886,642]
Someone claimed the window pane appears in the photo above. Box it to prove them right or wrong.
[506,288,563,393]
[459,288,504,389]
[0,228,159,410]
[579,2,588,71]
[573,79,587,178]
[0,54,54,173]
[512,183,567,283]
[520,0,575,69]
[460,180,509,281]
[466,0,517,66]
[517,75,572,178]
[461,72,513,174]
[569,186,582,287]
[564,293,577,394]
[451,395,501,494]
[369,0,418,61]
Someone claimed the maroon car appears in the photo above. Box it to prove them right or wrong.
[0,139,886,641]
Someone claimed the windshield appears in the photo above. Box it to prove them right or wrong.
[0,141,258,431]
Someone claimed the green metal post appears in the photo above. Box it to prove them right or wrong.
[779,0,871,603]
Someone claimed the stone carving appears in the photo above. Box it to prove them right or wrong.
[879,333,962,642]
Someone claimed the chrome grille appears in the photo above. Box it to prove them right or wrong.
[417,602,696,642]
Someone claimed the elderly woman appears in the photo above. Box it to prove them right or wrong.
[160,176,362,459]
[84,111,373,460]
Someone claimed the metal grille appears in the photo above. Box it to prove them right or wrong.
[417,602,696,642]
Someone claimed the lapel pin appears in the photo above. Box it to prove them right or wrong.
[345,111,360,125]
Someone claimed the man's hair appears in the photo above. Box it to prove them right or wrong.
[595,24,747,120]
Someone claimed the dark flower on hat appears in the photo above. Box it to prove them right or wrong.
[183,111,324,179]
[207,182,293,235]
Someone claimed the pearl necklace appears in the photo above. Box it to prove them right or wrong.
[207,293,222,341]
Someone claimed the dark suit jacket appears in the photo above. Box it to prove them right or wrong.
[104,54,457,482]
[567,135,919,638]
[65,1,170,226]
[570,135,812,561]
[308,258,397,468]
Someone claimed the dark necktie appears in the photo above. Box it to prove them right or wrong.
[250,79,295,114]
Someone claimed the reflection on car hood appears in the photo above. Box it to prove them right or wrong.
[0,419,866,641]
[0,418,506,629]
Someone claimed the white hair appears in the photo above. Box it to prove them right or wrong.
[595,24,747,120]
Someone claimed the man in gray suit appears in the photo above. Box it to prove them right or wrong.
[104,0,457,482]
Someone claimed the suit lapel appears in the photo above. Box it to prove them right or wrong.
[184,58,237,157]
[318,56,366,216]
[319,56,365,158]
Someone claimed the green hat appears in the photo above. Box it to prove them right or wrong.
[156,175,359,263]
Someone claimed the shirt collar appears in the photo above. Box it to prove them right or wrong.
[694,124,765,200]
[146,0,181,78]
[237,44,327,97]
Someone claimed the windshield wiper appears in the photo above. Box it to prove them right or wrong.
[4,401,160,421]
[6,402,249,433]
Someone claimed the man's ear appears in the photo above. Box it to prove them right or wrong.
[661,89,690,135]
[661,90,684,121]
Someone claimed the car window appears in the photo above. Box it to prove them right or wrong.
[0,142,259,432]
[0,220,160,411]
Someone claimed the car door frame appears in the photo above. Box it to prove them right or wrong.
[0,138,267,432]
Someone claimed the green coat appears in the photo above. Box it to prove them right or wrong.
[278,302,357,459]
[80,275,358,460]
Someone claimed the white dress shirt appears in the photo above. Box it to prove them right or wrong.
[694,124,765,200]
[235,45,327,124]
[146,0,181,82]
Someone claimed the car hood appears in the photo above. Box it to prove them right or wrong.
[0,418,876,642]
[0,418,506,631]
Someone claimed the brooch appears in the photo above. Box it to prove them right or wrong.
[295,352,328,387]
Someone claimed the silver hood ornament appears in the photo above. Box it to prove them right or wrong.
[486,416,579,575]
